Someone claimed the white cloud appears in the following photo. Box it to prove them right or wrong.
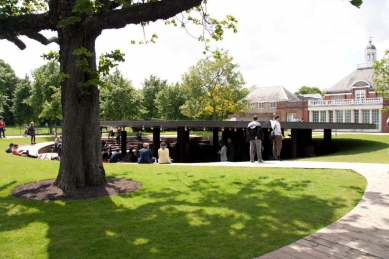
[0,0,388,93]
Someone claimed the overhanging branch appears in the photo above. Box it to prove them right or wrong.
[0,12,55,50]
[25,32,59,46]
[89,0,203,31]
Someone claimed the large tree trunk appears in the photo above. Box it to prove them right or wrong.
[54,22,106,191]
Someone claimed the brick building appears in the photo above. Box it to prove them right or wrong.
[308,40,389,133]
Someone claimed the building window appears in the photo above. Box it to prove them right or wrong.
[336,110,344,123]
[258,102,264,109]
[270,102,276,108]
[372,109,379,129]
[362,110,370,123]
[355,90,366,99]
[354,110,359,123]
[329,111,333,123]
[320,111,326,122]
[287,113,296,122]
[345,110,351,123]
[312,111,319,122]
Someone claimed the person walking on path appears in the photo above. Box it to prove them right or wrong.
[246,115,264,163]
[270,115,284,160]
[0,119,6,138]
[28,122,36,145]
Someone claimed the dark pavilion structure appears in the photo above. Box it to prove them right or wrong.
[101,120,375,163]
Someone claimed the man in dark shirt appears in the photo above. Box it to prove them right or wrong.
[108,149,122,163]
[6,143,13,153]
[138,143,155,164]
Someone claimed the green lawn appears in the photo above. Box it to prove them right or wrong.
[303,133,389,163]
[0,136,368,259]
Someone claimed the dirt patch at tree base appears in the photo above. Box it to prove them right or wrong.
[12,178,142,201]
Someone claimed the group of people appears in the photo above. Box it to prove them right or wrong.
[107,126,122,145]
[5,143,38,158]
[218,115,284,162]
[245,114,283,162]
[101,140,172,164]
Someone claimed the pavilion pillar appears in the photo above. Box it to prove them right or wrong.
[121,130,127,157]
[177,127,190,162]
[152,127,161,158]
[290,129,297,159]
[213,128,219,153]
[323,129,332,154]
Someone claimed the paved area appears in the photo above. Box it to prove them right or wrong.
[20,142,389,258]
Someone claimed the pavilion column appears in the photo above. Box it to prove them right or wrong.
[290,129,297,158]
[213,128,219,154]
[177,127,187,162]
[359,109,363,123]
[323,129,332,154]
[152,127,161,158]
[121,130,127,157]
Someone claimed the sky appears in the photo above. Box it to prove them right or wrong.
[0,0,388,94]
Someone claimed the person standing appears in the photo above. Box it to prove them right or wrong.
[271,115,284,160]
[226,138,235,162]
[246,115,264,163]
[116,127,122,144]
[218,140,228,162]
[28,122,36,145]
[0,119,5,138]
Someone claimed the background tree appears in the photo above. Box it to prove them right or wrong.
[155,83,188,120]
[141,75,169,119]
[12,75,33,126]
[39,85,62,133]
[203,86,250,119]
[0,59,18,124]
[182,49,246,120]
[30,61,61,129]
[100,69,145,120]
[295,86,324,96]
[374,49,389,112]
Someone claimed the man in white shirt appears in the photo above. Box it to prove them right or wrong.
[271,115,284,160]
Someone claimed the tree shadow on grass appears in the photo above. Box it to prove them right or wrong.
[0,168,364,259]
[332,138,389,155]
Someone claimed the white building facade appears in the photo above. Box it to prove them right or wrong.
[307,40,387,132]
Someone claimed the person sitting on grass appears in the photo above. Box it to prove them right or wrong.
[158,142,171,164]
[138,143,155,164]
[108,149,122,163]
[6,143,13,153]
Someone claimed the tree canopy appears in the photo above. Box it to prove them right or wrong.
[374,49,389,112]
[181,49,247,120]
[100,69,144,120]
[295,86,324,96]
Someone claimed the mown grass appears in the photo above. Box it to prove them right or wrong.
[0,136,367,259]
[302,133,389,164]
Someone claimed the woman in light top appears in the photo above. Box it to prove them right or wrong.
[158,142,171,164]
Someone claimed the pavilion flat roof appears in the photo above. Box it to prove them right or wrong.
[101,120,376,130]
